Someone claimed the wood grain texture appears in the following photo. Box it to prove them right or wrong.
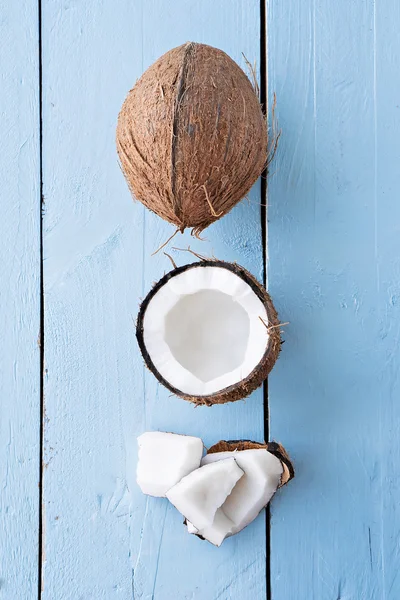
[41,1,266,598]
[268,0,400,597]
[0,1,41,598]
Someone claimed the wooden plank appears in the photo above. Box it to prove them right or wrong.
[268,0,400,597]
[41,1,266,597]
[0,1,41,598]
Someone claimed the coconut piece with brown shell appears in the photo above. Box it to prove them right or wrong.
[185,440,294,544]
[136,260,282,405]
[116,42,267,235]
[205,440,295,487]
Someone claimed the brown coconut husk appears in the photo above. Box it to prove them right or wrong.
[136,260,282,406]
[207,440,294,486]
[117,42,268,234]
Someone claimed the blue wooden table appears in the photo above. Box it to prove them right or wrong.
[2,1,400,598]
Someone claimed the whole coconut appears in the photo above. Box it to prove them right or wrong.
[116,42,267,235]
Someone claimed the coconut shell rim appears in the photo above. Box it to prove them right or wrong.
[136,260,281,405]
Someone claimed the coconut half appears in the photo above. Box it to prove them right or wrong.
[166,458,244,530]
[136,431,203,497]
[136,261,281,405]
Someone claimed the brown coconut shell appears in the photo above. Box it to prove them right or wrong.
[136,260,281,406]
[207,440,295,486]
[116,42,267,234]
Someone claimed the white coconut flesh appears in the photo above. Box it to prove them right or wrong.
[136,432,203,497]
[201,449,283,534]
[189,509,235,547]
[142,266,270,396]
[186,520,199,535]
[166,458,244,530]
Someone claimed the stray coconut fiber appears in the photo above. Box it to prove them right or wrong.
[136,432,294,546]
[116,42,268,235]
[136,260,282,405]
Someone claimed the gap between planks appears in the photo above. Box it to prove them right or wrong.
[38,0,45,596]
[260,1,272,599]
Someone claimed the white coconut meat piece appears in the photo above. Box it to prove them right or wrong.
[201,449,283,533]
[166,458,244,530]
[194,509,235,547]
[140,265,270,397]
[137,431,203,497]
[186,520,198,535]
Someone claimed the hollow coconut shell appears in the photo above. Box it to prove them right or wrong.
[116,42,267,235]
[136,260,281,406]
[207,440,295,486]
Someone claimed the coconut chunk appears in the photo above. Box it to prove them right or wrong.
[136,431,203,497]
[194,509,235,547]
[166,458,244,530]
[201,449,283,533]
[186,520,198,535]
